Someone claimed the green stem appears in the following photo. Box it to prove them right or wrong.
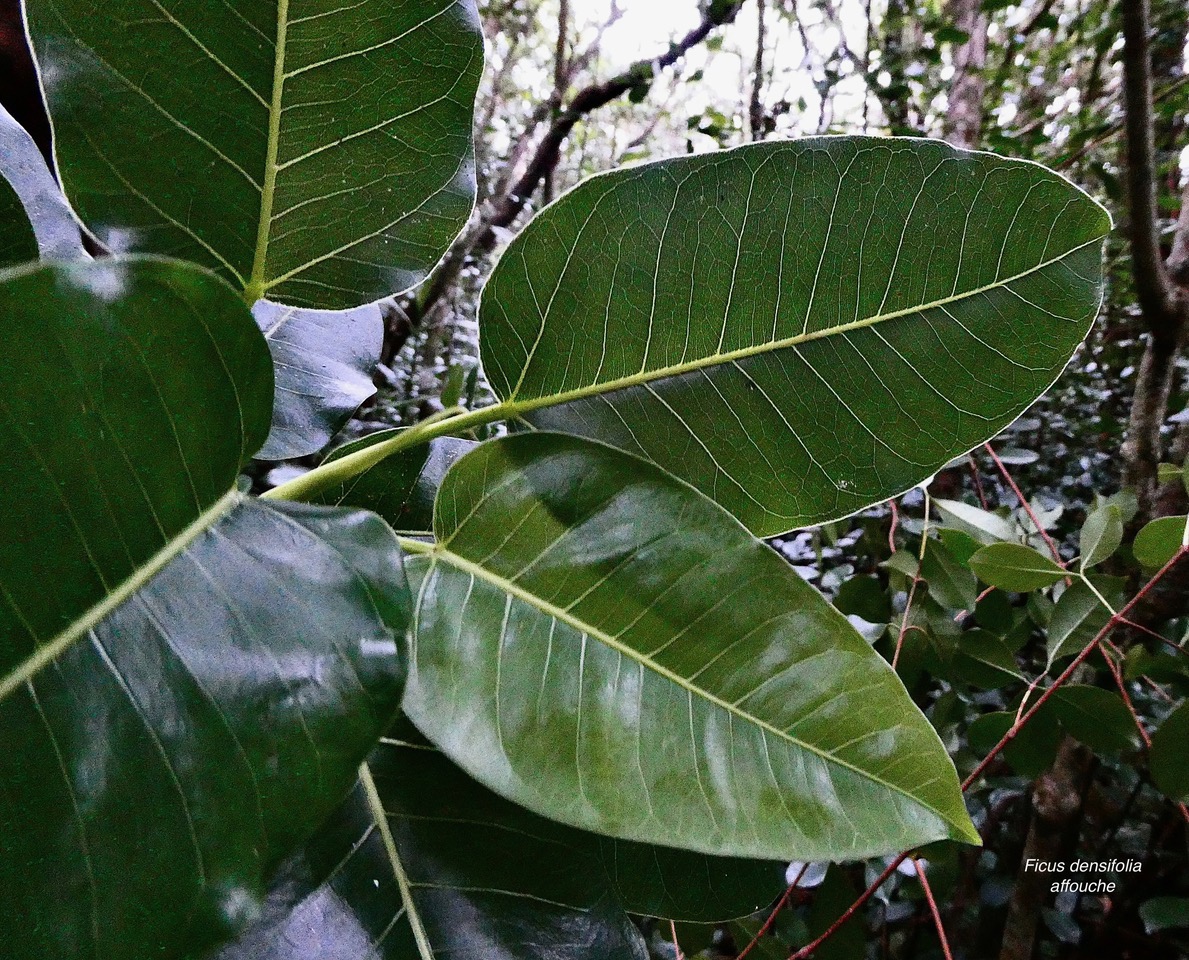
[398,536,435,556]
[262,402,512,503]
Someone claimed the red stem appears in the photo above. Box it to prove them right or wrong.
[737,863,809,960]
[984,442,1064,565]
[914,858,956,960]
[788,856,906,959]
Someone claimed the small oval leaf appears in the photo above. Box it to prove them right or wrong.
[969,543,1065,592]
[1079,503,1123,570]
[1133,515,1188,570]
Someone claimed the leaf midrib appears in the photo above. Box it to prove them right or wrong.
[411,542,973,839]
[503,234,1103,411]
[245,0,290,305]
[360,761,436,960]
[0,488,242,701]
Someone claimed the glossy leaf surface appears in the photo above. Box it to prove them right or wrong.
[0,258,271,657]
[254,300,384,460]
[404,433,979,861]
[214,725,783,960]
[0,259,411,958]
[3,499,410,960]
[26,0,483,307]
[480,138,1109,534]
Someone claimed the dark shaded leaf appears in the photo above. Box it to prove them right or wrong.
[316,434,477,533]
[0,259,411,958]
[210,728,784,960]
[26,0,483,307]
[1151,702,1189,802]
[253,300,384,461]
[1051,686,1140,754]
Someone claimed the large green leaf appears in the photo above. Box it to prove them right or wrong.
[0,258,272,656]
[0,259,412,958]
[403,433,979,862]
[26,0,483,307]
[210,725,785,960]
[480,138,1109,535]
[0,102,84,264]
[253,300,384,460]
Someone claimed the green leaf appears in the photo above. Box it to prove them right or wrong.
[1151,702,1189,802]
[1046,580,1111,664]
[0,102,85,263]
[804,868,866,960]
[404,433,979,862]
[0,173,35,268]
[1140,897,1189,934]
[25,0,483,307]
[0,258,271,659]
[938,526,983,565]
[1133,515,1188,569]
[934,498,1017,545]
[211,731,650,960]
[1050,686,1141,754]
[969,543,1066,592]
[211,726,784,960]
[1157,462,1185,486]
[0,259,411,958]
[1079,503,1123,570]
[314,434,477,533]
[253,300,384,460]
[953,630,1024,689]
[480,138,1108,535]
[835,575,893,623]
[921,539,978,611]
[967,709,1061,779]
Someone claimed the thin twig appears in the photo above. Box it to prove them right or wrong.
[914,857,955,960]
[737,863,809,960]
